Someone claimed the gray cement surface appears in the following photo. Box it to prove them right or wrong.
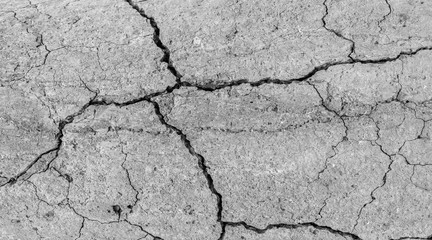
[1,0,432,239]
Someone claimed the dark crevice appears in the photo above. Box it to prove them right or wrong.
[88,45,432,110]
[123,0,182,82]
[146,99,224,225]
[391,235,432,240]
[221,221,362,240]
[146,98,363,240]
[74,218,85,240]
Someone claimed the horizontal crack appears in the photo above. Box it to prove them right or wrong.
[90,45,432,109]
[391,235,432,240]
[221,221,362,240]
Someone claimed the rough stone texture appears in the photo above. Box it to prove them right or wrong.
[0,87,57,185]
[52,102,220,239]
[1,0,432,240]
[1,0,175,120]
[157,83,346,227]
[354,156,432,240]
[0,181,82,240]
[325,0,432,60]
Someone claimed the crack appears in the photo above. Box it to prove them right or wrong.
[307,81,349,183]
[352,141,395,231]
[322,0,356,60]
[74,218,85,240]
[145,97,363,240]
[391,235,432,240]
[124,219,164,240]
[221,221,362,240]
[144,99,224,238]
[194,116,334,134]
[378,0,392,33]
[63,194,162,239]
[88,45,432,109]
[315,195,331,221]
[120,144,140,214]
[123,0,182,82]
[0,91,99,187]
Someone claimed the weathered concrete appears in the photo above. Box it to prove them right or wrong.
[1,0,432,239]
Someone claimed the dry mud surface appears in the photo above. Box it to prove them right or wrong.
[1,0,432,239]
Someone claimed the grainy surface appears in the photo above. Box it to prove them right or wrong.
[1,0,432,239]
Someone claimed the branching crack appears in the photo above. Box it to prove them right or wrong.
[0,91,99,187]
[307,81,349,184]
[145,99,225,231]
[85,44,432,113]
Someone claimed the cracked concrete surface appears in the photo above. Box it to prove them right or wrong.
[1,0,432,239]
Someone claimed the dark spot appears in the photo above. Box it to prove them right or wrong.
[8,178,16,185]
[44,211,54,218]
[127,205,133,209]
[64,174,73,183]
[112,205,122,216]
[184,205,194,215]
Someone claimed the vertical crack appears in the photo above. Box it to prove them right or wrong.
[123,0,182,82]
[322,0,356,60]
[146,99,225,238]
[74,218,85,240]
[352,140,395,231]
[120,144,140,213]
[378,0,392,33]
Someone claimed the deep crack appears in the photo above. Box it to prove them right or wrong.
[123,0,182,82]
[146,99,225,236]
[221,221,362,240]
